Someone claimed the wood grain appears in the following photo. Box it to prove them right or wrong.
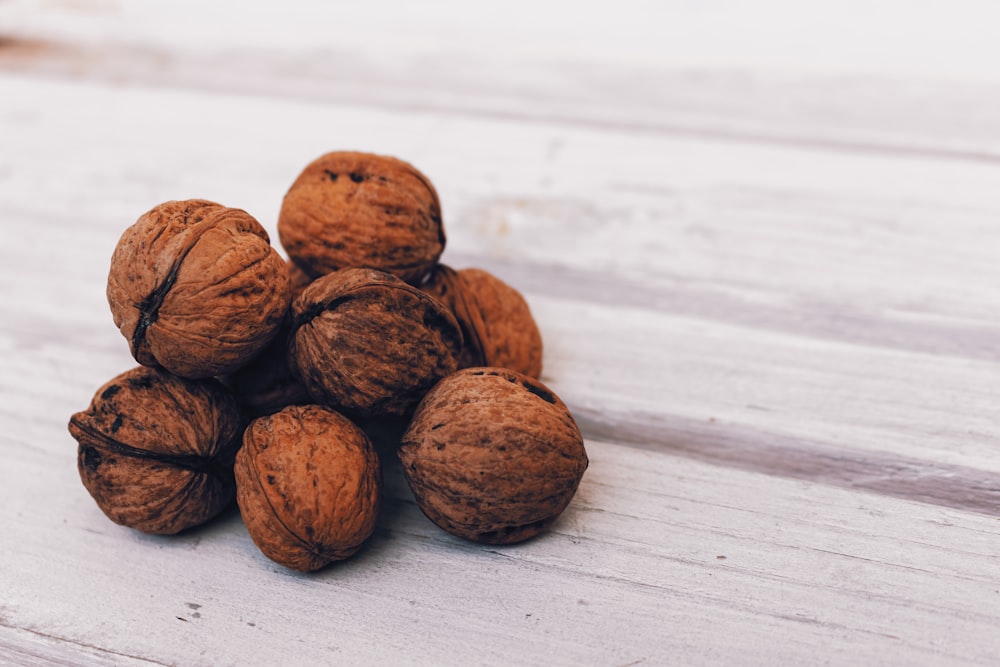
[5,431,1000,665]
[5,34,1000,164]
[1,2,999,664]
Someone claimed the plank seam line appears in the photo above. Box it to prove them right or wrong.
[576,410,1000,517]
[3,39,1000,166]
[0,621,170,666]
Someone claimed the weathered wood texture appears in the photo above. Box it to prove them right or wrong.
[1,1,999,665]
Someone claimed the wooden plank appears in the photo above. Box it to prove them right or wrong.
[0,625,161,667]
[1,75,997,483]
[5,0,1000,80]
[5,4,1000,162]
[4,429,1000,665]
[1,15,1000,663]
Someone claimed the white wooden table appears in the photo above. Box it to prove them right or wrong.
[2,2,1000,664]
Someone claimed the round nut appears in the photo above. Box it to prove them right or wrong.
[107,199,292,378]
[286,257,314,302]
[219,260,310,418]
[289,267,463,419]
[277,151,445,284]
[422,265,543,378]
[219,319,310,419]
[67,366,244,535]
[235,405,382,572]
[399,367,588,544]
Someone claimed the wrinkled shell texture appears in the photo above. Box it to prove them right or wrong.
[286,257,314,301]
[218,260,312,418]
[67,366,244,535]
[422,266,543,378]
[107,199,292,378]
[289,268,462,419]
[278,152,445,284]
[399,367,588,544]
[220,320,310,418]
[235,405,382,572]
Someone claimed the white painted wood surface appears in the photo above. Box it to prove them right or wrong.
[2,1,1000,664]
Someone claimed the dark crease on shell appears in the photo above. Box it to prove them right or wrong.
[130,203,228,360]
[69,416,236,480]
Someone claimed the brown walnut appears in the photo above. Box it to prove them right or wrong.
[219,319,310,418]
[286,257,314,300]
[219,260,311,418]
[289,268,463,419]
[107,199,291,378]
[235,405,382,572]
[277,151,445,284]
[67,366,244,535]
[421,265,543,378]
[399,367,588,544]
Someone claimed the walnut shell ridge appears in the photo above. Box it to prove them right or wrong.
[107,199,292,378]
[278,151,445,284]
[289,267,463,419]
[235,405,382,572]
[67,366,244,535]
[399,367,588,544]
[422,265,543,378]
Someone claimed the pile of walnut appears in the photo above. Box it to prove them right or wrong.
[67,151,589,572]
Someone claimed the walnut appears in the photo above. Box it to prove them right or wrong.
[421,265,543,378]
[219,320,310,418]
[67,366,244,535]
[399,367,587,544]
[287,257,314,300]
[235,405,382,572]
[219,260,311,418]
[277,151,445,285]
[289,267,463,419]
[107,199,291,378]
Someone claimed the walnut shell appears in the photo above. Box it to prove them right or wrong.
[219,319,310,418]
[286,257,314,300]
[235,405,382,572]
[421,265,543,378]
[399,367,588,544]
[289,268,463,419]
[277,151,445,284]
[107,199,292,378]
[218,260,311,418]
[67,366,244,535]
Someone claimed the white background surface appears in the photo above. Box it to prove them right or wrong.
[2,1,1000,664]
